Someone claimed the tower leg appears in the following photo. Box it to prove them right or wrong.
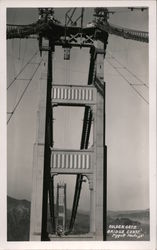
[95,92,104,240]
[94,40,105,240]
[86,174,95,235]
[30,56,48,241]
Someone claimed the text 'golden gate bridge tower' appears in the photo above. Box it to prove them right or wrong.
[7,7,148,241]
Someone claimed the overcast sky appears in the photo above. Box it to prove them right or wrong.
[7,7,149,212]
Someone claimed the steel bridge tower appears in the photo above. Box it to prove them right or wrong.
[56,183,67,235]
[29,41,107,242]
[29,8,108,241]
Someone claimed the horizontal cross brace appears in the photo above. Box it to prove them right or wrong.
[55,42,92,48]
[40,46,51,51]
[51,84,96,105]
[51,148,94,174]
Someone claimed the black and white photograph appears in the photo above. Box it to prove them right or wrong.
[0,0,156,249]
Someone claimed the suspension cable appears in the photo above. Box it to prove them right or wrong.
[7,51,38,90]
[107,51,148,88]
[106,59,149,104]
[7,55,44,125]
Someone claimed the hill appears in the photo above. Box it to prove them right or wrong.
[7,196,149,241]
[7,196,30,241]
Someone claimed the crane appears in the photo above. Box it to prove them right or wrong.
[7,8,148,43]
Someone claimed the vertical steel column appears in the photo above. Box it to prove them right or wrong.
[94,39,105,240]
[64,184,67,231]
[29,53,48,241]
[49,176,56,233]
[103,82,107,240]
[41,41,53,241]
[56,184,59,228]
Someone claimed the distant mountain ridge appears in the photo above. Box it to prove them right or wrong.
[7,196,30,208]
[7,196,30,241]
[7,196,149,241]
[107,209,149,224]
